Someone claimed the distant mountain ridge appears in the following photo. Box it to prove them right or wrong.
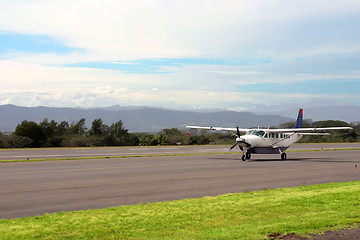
[0,104,292,133]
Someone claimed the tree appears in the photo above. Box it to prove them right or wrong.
[109,120,136,146]
[299,120,353,143]
[279,119,312,129]
[311,120,350,128]
[188,135,211,145]
[161,128,186,145]
[67,118,87,135]
[4,135,33,148]
[57,121,69,135]
[0,131,8,148]
[14,121,46,147]
[90,118,103,136]
[67,135,90,147]
[39,119,65,147]
[109,120,127,145]
[128,133,140,146]
[97,120,139,146]
[139,134,159,146]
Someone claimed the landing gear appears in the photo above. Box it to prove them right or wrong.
[281,152,287,160]
[242,152,251,161]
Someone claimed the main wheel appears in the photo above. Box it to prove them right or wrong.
[246,152,251,160]
[281,152,287,160]
[242,154,246,161]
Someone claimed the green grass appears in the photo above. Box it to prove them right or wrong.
[0,152,238,163]
[1,181,359,239]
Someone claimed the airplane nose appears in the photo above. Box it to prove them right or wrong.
[236,137,243,142]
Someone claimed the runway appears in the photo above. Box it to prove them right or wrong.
[1,143,359,161]
[0,144,359,219]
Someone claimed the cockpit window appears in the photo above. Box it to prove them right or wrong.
[245,130,254,135]
[245,130,265,137]
[253,130,265,137]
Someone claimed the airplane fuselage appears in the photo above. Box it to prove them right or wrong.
[238,129,302,154]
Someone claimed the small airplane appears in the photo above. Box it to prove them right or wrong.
[186,109,352,161]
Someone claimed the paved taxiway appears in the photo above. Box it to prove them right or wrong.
[0,144,359,219]
[0,143,359,161]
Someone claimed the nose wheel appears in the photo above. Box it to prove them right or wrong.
[242,152,251,161]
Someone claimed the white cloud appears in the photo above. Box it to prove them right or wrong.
[1,59,359,110]
[1,57,360,108]
[1,0,359,63]
[0,0,359,110]
[109,61,138,65]
[2,84,359,111]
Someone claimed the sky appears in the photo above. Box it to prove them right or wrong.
[0,0,359,112]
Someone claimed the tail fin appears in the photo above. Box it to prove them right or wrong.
[293,108,303,128]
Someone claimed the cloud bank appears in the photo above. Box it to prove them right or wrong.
[0,0,359,110]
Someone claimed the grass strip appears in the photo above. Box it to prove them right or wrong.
[0,152,237,163]
[287,148,360,152]
[1,147,360,163]
[1,181,359,239]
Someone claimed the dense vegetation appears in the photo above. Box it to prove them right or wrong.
[1,118,141,148]
[279,119,360,143]
[0,118,359,148]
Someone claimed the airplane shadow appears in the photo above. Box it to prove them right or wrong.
[208,156,359,163]
[250,158,360,163]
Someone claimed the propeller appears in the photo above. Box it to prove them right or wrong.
[229,127,244,151]
[236,126,241,137]
[229,142,239,150]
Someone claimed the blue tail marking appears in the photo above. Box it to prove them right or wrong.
[293,108,303,128]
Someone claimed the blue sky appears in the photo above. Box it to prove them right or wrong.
[240,80,360,95]
[0,0,359,111]
[66,58,232,74]
[0,33,80,54]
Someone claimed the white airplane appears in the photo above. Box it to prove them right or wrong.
[186,109,352,161]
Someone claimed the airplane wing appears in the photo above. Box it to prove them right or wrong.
[186,126,352,135]
[268,127,352,133]
[186,126,250,133]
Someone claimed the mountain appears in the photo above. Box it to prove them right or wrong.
[0,104,292,133]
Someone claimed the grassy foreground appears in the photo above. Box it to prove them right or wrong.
[1,181,359,240]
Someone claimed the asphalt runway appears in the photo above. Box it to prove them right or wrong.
[0,144,359,219]
[1,143,359,161]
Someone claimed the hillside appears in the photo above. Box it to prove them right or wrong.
[0,105,292,133]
